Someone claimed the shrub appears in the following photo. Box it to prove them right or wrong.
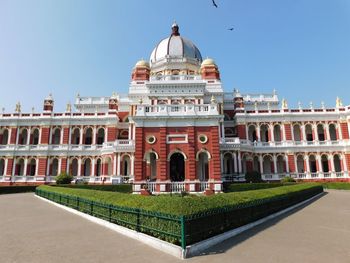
[57,184,132,193]
[245,171,263,183]
[0,185,37,195]
[55,172,73,185]
[281,176,296,183]
[225,183,284,192]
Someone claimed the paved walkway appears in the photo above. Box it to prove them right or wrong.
[1,191,350,263]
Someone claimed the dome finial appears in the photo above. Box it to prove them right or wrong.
[171,21,180,36]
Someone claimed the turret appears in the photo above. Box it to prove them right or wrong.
[131,60,150,81]
[109,92,118,111]
[43,94,54,112]
[200,58,220,80]
[233,89,244,109]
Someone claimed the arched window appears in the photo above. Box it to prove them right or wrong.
[1,129,9,145]
[260,124,269,142]
[293,125,301,141]
[121,155,131,176]
[253,156,260,173]
[309,155,317,173]
[15,158,25,176]
[31,129,40,145]
[276,155,286,173]
[71,128,80,145]
[51,159,59,176]
[96,159,102,176]
[274,125,282,142]
[83,158,91,176]
[329,124,337,141]
[19,129,28,145]
[70,159,78,176]
[197,152,209,181]
[223,153,234,174]
[52,128,61,145]
[263,155,273,174]
[317,124,325,141]
[97,128,105,145]
[333,155,342,172]
[28,159,36,176]
[305,124,313,141]
[248,125,257,142]
[296,155,304,173]
[321,155,329,172]
[84,128,93,145]
[0,159,5,176]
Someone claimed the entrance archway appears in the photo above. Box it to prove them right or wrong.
[169,153,185,181]
[197,152,209,181]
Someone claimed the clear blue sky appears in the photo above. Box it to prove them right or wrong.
[0,0,349,112]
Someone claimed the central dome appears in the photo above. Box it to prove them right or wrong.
[149,23,202,68]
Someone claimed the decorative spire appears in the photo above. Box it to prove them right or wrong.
[281,98,288,109]
[336,97,343,108]
[210,95,217,104]
[66,102,72,112]
[171,21,180,36]
[15,102,21,113]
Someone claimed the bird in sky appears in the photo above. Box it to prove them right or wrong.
[212,0,218,8]
[228,27,234,31]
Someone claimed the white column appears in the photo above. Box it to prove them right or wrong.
[270,124,275,142]
[342,154,348,172]
[233,152,237,173]
[78,158,82,176]
[285,155,289,173]
[220,153,224,173]
[128,125,132,140]
[281,124,286,141]
[60,128,64,145]
[130,154,134,176]
[245,126,249,141]
[117,153,121,176]
[26,128,31,145]
[12,157,16,177]
[291,124,295,141]
[237,152,242,173]
[39,127,42,144]
[68,127,72,145]
[92,126,97,145]
[8,128,12,145]
[221,122,225,139]
[305,156,310,172]
[23,158,28,176]
[273,155,277,174]
[133,123,136,141]
[325,124,330,141]
[15,128,20,145]
[4,158,8,176]
[45,158,50,176]
[58,158,62,175]
[338,123,343,140]
[301,124,306,142]
[317,154,322,172]
[66,158,70,174]
[256,125,261,142]
[48,127,53,145]
[91,158,95,176]
[36,159,40,176]
[80,127,83,145]
[259,155,263,174]
[294,155,298,173]
[329,155,334,172]
[113,154,117,176]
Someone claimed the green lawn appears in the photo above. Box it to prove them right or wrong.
[320,182,350,190]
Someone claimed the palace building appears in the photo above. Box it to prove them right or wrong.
[0,23,349,193]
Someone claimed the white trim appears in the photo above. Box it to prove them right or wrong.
[166,134,188,144]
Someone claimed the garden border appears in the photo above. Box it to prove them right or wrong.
[35,191,323,259]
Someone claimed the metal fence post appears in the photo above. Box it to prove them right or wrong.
[109,204,112,222]
[181,215,186,249]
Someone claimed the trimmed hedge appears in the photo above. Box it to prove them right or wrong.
[37,184,322,216]
[57,184,132,193]
[225,183,287,192]
[0,185,37,195]
[321,182,350,190]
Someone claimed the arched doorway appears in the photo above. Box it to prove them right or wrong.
[83,159,91,176]
[0,159,5,175]
[169,153,185,181]
[197,152,209,181]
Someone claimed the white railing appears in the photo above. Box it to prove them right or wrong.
[199,182,210,192]
[150,74,202,82]
[136,104,219,117]
[170,182,186,193]
[145,182,157,192]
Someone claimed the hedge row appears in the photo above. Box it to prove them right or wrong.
[56,184,132,193]
[321,182,350,190]
[0,185,37,195]
[225,183,287,192]
[37,184,323,246]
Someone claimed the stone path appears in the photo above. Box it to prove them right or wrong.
[1,190,350,263]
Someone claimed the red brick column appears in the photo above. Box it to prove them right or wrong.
[284,123,292,140]
[41,127,50,144]
[107,126,117,142]
[237,124,246,139]
[134,127,144,181]
[38,158,48,177]
[340,122,349,139]
[344,154,350,171]
[288,155,296,173]
[158,127,167,180]
[209,126,221,181]
[62,127,70,144]
[6,158,14,176]
[61,158,67,173]
[186,126,196,180]
[9,128,17,144]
